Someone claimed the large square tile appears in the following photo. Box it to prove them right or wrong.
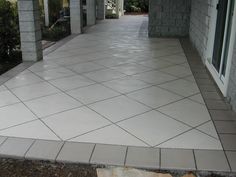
[103,76,150,94]
[158,99,211,127]
[160,65,192,77]
[11,82,60,101]
[196,121,219,139]
[162,54,187,64]
[118,110,190,146]
[138,59,174,69]
[226,151,236,172]
[0,90,20,107]
[4,72,43,89]
[67,84,120,104]
[133,70,177,85]
[111,63,152,75]
[0,103,37,130]
[49,75,95,91]
[158,130,222,150]
[83,69,126,82]
[34,67,75,81]
[43,107,111,140]
[94,58,130,67]
[159,79,200,97]
[71,124,147,147]
[24,93,82,118]
[89,95,150,122]
[127,86,182,108]
[66,62,105,73]
[0,85,7,92]
[28,61,59,72]
[0,120,60,140]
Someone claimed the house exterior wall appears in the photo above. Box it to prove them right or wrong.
[189,0,214,62]
[227,36,236,111]
[148,0,191,37]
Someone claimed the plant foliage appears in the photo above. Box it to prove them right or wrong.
[124,0,149,13]
[0,0,20,61]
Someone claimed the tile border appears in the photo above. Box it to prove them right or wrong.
[0,37,235,173]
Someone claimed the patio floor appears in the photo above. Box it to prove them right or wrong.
[0,15,222,150]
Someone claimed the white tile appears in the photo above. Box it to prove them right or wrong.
[0,90,20,107]
[197,121,219,139]
[89,95,150,122]
[67,84,120,104]
[159,79,200,97]
[160,65,192,77]
[70,125,148,147]
[189,94,205,104]
[111,63,152,75]
[0,103,37,130]
[138,59,174,69]
[83,69,126,82]
[103,77,150,94]
[118,111,190,146]
[4,73,43,89]
[24,93,82,118]
[0,120,60,140]
[0,85,7,92]
[94,58,130,67]
[11,82,60,101]
[49,75,95,91]
[162,54,187,64]
[127,86,182,108]
[66,62,105,73]
[158,129,223,150]
[183,75,196,83]
[133,70,177,85]
[34,67,75,81]
[28,61,59,72]
[43,107,111,140]
[158,99,211,127]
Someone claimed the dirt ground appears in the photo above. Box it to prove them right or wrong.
[0,158,233,177]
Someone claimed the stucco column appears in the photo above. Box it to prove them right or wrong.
[43,0,49,26]
[70,0,82,34]
[115,0,119,18]
[87,0,96,25]
[97,0,105,20]
[18,0,43,61]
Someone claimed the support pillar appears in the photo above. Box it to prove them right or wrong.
[97,0,105,20]
[18,0,42,61]
[43,0,49,26]
[115,0,119,18]
[87,0,96,25]
[70,0,82,34]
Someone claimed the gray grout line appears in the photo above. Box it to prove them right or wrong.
[89,144,96,163]
[124,146,128,165]
[192,150,197,170]
[24,139,36,157]
[54,141,65,161]
[4,84,63,141]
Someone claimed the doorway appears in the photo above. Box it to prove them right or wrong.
[206,0,236,96]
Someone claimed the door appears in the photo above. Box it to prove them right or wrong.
[206,0,235,95]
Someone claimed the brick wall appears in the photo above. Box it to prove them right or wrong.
[189,0,214,62]
[148,0,191,37]
[227,36,236,111]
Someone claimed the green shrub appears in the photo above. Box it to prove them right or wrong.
[124,0,149,13]
[48,0,63,25]
[0,0,20,61]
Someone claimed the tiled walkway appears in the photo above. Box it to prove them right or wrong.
[0,16,222,150]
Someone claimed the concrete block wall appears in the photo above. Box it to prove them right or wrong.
[148,0,191,37]
[189,0,213,62]
[227,36,236,111]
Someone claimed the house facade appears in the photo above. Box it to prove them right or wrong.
[17,0,236,111]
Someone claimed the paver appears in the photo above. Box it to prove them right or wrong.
[56,142,94,163]
[90,144,126,166]
[25,140,64,161]
[161,148,195,170]
[194,150,230,172]
[125,146,159,169]
[0,138,34,158]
